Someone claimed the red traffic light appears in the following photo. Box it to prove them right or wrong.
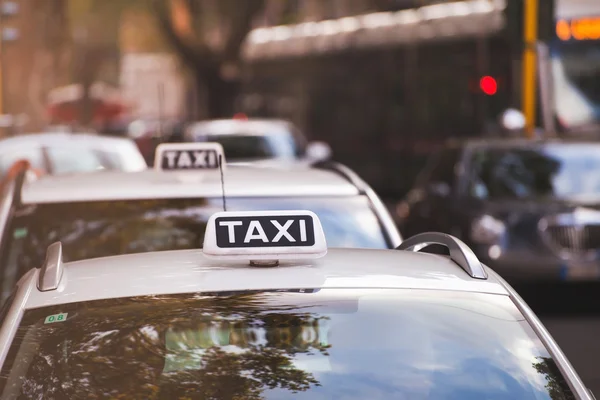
[480,76,497,96]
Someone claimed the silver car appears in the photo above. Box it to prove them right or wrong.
[185,118,332,163]
[0,145,400,304]
[0,210,592,399]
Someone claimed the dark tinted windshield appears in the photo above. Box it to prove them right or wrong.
[0,196,388,301]
[0,289,575,399]
[468,144,600,200]
[197,133,303,161]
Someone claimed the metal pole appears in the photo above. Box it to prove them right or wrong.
[522,0,539,138]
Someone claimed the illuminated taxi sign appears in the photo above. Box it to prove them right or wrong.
[203,210,327,262]
[154,142,225,171]
[556,17,600,41]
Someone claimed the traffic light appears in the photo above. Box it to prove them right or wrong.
[480,76,498,96]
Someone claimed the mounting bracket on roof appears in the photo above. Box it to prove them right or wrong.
[397,232,488,280]
[38,242,64,291]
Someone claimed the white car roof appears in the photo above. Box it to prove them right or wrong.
[187,119,294,137]
[0,132,135,148]
[21,164,359,204]
[19,247,509,310]
[0,132,147,172]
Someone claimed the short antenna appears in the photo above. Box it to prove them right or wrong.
[219,154,227,211]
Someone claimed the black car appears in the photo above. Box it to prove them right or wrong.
[396,138,600,284]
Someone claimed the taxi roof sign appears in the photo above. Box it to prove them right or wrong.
[154,142,226,172]
[203,210,327,263]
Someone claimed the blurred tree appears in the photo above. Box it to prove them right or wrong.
[151,0,266,119]
[68,0,134,126]
[120,5,171,53]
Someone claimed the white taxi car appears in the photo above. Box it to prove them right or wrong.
[0,143,400,303]
[0,132,147,177]
[0,210,592,399]
[184,118,332,163]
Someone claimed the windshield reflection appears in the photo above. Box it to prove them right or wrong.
[0,289,574,399]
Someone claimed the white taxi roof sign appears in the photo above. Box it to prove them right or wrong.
[154,142,226,172]
[203,210,327,262]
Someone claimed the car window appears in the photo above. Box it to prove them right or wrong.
[199,133,298,161]
[0,196,388,301]
[45,146,121,174]
[468,144,600,201]
[0,148,44,177]
[0,289,575,399]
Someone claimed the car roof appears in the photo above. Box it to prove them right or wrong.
[187,119,293,137]
[20,247,509,310]
[21,164,359,204]
[0,132,136,148]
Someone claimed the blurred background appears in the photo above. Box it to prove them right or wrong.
[0,0,584,199]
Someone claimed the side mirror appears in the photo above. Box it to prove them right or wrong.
[499,108,526,131]
[428,182,451,198]
[306,141,332,161]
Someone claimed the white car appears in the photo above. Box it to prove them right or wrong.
[0,210,592,399]
[0,132,147,177]
[184,118,332,164]
[0,143,400,303]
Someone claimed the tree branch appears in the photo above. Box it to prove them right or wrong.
[150,0,215,69]
[221,0,265,62]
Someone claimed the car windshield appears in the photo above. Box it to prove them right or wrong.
[0,196,388,302]
[0,146,129,178]
[468,144,600,201]
[551,39,600,129]
[0,289,575,399]
[197,133,301,161]
[45,146,126,174]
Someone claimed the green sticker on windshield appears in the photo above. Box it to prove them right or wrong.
[44,313,68,324]
[13,227,27,239]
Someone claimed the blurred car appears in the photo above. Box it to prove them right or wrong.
[0,213,592,399]
[184,118,332,164]
[0,132,147,178]
[396,137,600,284]
[0,143,400,303]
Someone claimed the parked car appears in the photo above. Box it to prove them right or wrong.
[0,143,400,304]
[184,118,332,164]
[0,212,592,399]
[396,137,600,284]
[0,132,147,178]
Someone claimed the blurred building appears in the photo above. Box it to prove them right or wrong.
[0,0,71,134]
[239,0,512,198]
